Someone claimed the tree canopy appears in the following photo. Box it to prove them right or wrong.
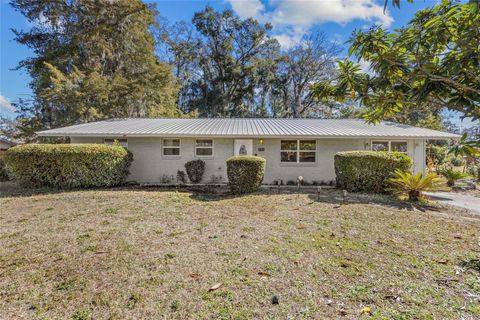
[313,0,479,124]
[11,0,178,139]
[158,7,339,118]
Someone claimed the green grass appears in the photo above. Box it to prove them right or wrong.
[0,183,479,319]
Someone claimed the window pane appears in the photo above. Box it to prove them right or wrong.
[299,152,316,162]
[196,148,213,156]
[372,141,389,151]
[299,140,316,151]
[281,140,297,150]
[196,139,213,147]
[391,141,407,153]
[281,151,297,162]
[164,139,180,147]
[163,148,180,156]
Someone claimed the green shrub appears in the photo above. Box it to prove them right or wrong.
[226,156,266,194]
[4,144,133,188]
[0,156,10,181]
[184,159,205,183]
[388,170,450,201]
[438,167,468,187]
[450,156,465,167]
[335,151,413,193]
[427,144,448,165]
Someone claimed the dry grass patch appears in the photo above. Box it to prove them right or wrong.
[0,183,479,319]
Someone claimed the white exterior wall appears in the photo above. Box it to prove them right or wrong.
[0,141,15,150]
[70,136,426,184]
[254,138,365,184]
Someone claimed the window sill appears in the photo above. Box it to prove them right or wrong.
[195,156,214,160]
[280,162,318,167]
[162,156,181,160]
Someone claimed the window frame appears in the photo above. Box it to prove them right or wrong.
[280,139,317,164]
[162,138,181,157]
[104,138,128,148]
[371,140,408,154]
[195,139,214,158]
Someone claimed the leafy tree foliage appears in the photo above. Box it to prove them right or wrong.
[11,0,178,139]
[158,7,338,118]
[313,0,479,124]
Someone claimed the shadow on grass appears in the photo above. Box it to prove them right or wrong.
[459,258,480,273]
[305,189,442,212]
[0,181,70,198]
[0,181,445,214]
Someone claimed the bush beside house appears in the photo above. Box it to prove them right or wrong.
[4,144,133,188]
[335,151,413,193]
[184,160,205,183]
[227,156,266,194]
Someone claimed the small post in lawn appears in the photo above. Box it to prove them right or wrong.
[297,176,303,198]
[317,186,322,201]
[277,180,281,194]
[342,189,348,204]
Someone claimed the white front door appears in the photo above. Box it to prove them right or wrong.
[234,139,253,156]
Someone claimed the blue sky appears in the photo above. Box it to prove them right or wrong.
[0,0,477,129]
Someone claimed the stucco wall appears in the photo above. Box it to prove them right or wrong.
[70,136,425,184]
[0,141,15,150]
[254,138,365,184]
[71,136,231,184]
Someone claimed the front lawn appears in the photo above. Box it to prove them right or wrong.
[1,184,479,319]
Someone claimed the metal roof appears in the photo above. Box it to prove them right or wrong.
[37,118,460,139]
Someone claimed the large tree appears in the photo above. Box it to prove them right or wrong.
[271,33,339,118]
[159,8,338,118]
[190,7,280,117]
[313,0,479,124]
[11,0,178,138]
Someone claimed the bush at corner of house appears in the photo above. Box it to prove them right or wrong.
[0,156,10,181]
[3,144,133,188]
[226,156,266,194]
[334,151,413,193]
[184,159,205,183]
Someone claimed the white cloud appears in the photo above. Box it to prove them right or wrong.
[228,0,265,20]
[273,33,297,48]
[0,95,16,113]
[358,58,372,74]
[227,0,394,47]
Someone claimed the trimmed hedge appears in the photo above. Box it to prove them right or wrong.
[227,156,266,194]
[184,159,205,183]
[334,151,413,193]
[4,144,133,188]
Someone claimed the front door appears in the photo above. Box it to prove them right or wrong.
[234,139,253,156]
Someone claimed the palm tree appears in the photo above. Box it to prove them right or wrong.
[388,170,450,201]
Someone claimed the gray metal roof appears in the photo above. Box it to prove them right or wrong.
[37,118,460,139]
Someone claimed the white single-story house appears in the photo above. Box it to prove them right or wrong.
[0,137,17,152]
[37,118,459,185]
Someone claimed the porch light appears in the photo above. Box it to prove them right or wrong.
[259,139,264,145]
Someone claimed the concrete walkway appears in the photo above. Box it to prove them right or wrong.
[425,191,480,214]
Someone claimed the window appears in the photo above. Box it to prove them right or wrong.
[281,140,316,163]
[195,139,213,157]
[372,141,389,152]
[163,138,180,156]
[104,138,128,148]
[391,141,408,154]
[371,141,408,154]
